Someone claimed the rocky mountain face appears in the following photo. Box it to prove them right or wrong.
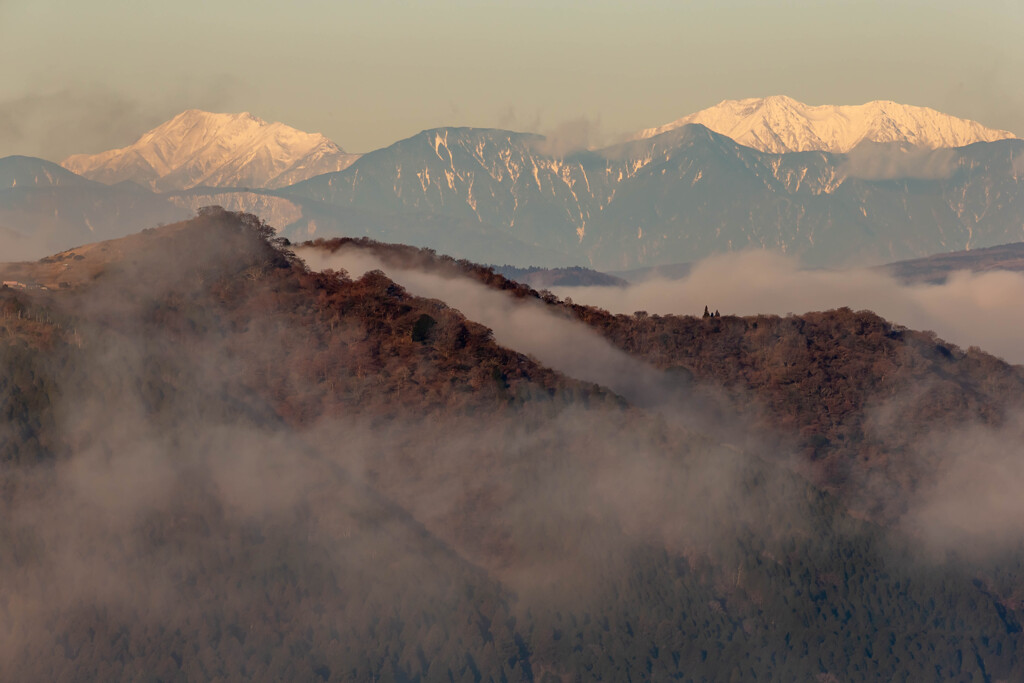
[635,95,1018,153]
[280,124,1024,269]
[60,110,360,191]
[3,100,1021,270]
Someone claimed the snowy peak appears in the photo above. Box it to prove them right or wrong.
[61,110,360,191]
[637,96,1018,153]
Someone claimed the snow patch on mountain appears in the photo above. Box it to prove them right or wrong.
[61,110,360,191]
[637,96,1017,153]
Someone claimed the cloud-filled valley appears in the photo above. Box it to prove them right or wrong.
[557,250,1024,365]
[298,235,1024,560]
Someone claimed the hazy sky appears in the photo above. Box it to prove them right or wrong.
[1,0,1022,160]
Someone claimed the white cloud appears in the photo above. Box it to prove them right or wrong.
[555,250,1024,364]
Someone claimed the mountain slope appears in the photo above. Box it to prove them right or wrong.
[637,95,1018,153]
[0,155,99,190]
[0,157,190,260]
[279,124,1024,269]
[5,103,1022,270]
[305,235,1024,521]
[284,126,620,257]
[885,240,1024,283]
[3,214,1024,680]
[61,110,360,191]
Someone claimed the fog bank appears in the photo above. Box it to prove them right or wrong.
[555,250,1024,364]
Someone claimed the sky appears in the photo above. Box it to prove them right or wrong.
[1,0,1022,160]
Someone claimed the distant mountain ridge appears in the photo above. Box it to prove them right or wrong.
[61,110,360,191]
[0,155,190,260]
[280,124,1024,269]
[884,241,1024,283]
[3,99,1021,269]
[1,155,97,190]
[636,96,1018,153]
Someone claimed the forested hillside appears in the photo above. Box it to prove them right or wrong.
[2,213,1024,681]
[310,236,1024,507]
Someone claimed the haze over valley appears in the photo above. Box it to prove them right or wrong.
[3,1,1024,680]
[6,210,1024,680]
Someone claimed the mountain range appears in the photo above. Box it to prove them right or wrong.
[277,124,1024,268]
[1,98,1021,269]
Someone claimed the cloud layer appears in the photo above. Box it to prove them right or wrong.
[556,250,1024,365]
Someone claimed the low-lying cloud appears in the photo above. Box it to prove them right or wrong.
[900,414,1024,560]
[547,249,1024,557]
[298,247,679,407]
[555,250,1024,364]
[296,243,813,582]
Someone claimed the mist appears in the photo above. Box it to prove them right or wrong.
[294,240,1024,576]
[2,216,820,678]
[292,243,836,576]
[555,250,1024,365]
[842,142,960,180]
[495,107,628,156]
[8,214,1024,678]
[298,246,680,408]
[0,225,51,263]
[899,414,1024,560]
[550,248,1024,557]
[0,80,241,161]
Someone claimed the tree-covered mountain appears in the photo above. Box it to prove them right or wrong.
[309,234,1024,517]
[4,211,1024,680]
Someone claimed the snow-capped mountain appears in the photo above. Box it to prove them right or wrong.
[5,101,1022,269]
[636,96,1017,153]
[61,110,361,191]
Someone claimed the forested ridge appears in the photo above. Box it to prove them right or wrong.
[1,214,1023,681]
[315,236,1024,519]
